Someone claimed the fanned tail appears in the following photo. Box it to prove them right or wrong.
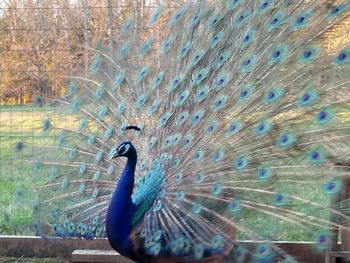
[8,1,350,262]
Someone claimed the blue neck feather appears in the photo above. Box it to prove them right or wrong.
[106,151,140,261]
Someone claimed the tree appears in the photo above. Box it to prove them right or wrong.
[0,0,183,105]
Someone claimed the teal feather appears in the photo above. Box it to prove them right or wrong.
[132,167,164,225]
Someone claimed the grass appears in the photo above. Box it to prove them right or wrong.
[1,111,35,233]
[0,105,71,234]
[1,104,350,243]
[0,105,54,113]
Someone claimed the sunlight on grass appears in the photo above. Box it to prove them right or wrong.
[0,105,74,235]
[1,104,350,240]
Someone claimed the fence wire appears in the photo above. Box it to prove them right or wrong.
[0,0,171,237]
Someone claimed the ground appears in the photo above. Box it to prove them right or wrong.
[0,257,69,263]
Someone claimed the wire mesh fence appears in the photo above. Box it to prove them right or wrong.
[1,0,350,248]
[1,104,59,235]
[0,0,176,237]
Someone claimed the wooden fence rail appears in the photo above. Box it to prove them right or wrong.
[0,236,330,262]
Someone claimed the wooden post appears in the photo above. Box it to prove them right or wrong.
[339,178,350,251]
[327,165,350,263]
[82,0,90,74]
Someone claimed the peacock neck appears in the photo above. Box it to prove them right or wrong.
[106,151,140,261]
[118,156,137,195]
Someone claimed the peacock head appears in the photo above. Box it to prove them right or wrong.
[110,141,136,159]
[110,126,140,159]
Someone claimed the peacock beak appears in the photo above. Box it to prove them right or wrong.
[109,148,119,159]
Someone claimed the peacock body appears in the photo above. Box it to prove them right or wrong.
[9,0,350,262]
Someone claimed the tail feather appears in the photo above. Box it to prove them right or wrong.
[6,0,350,262]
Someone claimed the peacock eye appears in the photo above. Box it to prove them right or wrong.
[118,143,131,155]
[118,146,125,153]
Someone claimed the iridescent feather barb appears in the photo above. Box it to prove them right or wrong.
[10,0,350,262]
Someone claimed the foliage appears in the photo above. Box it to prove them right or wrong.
[0,0,180,105]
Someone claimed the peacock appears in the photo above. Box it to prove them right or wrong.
[8,0,350,262]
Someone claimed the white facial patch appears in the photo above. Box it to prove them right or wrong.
[118,143,130,155]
